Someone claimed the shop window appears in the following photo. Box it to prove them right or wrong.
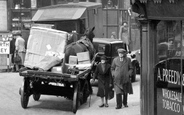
[155,20,183,115]
[12,0,31,8]
[156,21,182,62]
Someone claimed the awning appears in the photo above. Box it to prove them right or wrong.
[32,7,86,22]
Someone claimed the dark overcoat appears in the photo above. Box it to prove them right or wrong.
[111,56,133,95]
[94,63,112,98]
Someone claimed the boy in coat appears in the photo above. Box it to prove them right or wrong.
[111,48,133,109]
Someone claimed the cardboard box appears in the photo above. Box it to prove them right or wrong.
[69,56,78,65]
[78,60,91,64]
[77,51,90,64]
[24,27,68,70]
[51,66,62,73]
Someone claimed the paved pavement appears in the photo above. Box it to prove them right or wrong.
[0,66,140,115]
[77,76,140,115]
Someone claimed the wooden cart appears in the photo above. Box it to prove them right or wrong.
[19,68,92,113]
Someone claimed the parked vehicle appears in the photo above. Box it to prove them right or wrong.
[92,38,140,82]
[19,27,94,114]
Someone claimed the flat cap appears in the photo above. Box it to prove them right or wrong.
[117,48,127,53]
[12,31,21,36]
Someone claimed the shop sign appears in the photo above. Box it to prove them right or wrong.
[156,59,184,115]
[0,41,10,54]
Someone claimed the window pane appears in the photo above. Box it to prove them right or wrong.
[155,21,182,115]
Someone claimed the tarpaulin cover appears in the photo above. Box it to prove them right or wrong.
[24,27,68,70]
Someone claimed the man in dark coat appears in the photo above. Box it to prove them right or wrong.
[10,36,16,72]
[93,55,112,107]
[111,48,133,109]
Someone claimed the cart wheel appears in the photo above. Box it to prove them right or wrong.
[83,81,90,103]
[33,93,41,101]
[20,78,30,109]
[73,82,80,113]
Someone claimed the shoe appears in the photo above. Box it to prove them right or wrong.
[105,104,109,107]
[99,104,104,108]
[124,105,128,107]
[115,106,122,109]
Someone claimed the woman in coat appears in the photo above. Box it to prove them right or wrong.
[111,48,133,109]
[93,55,112,107]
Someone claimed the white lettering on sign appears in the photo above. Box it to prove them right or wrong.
[162,89,182,102]
[0,41,10,54]
[162,99,180,113]
[157,68,184,86]
[162,89,182,113]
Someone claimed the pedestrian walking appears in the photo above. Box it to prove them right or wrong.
[93,55,112,108]
[111,32,116,39]
[13,32,26,71]
[119,22,130,51]
[10,35,16,72]
[131,54,140,80]
[111,47,133,109]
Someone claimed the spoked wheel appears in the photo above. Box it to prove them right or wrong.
[33,93,41,101]
[73,82,80,114]
[32,81,41,101]
[20,78,30,109]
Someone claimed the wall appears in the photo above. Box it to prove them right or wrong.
[0,0,9,70]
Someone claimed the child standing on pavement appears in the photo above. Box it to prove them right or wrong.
[93,55,112,107]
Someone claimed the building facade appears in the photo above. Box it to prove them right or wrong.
[132,0,184,115]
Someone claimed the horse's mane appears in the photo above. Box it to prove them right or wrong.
[66,27,95,46]
[64,27,95,63]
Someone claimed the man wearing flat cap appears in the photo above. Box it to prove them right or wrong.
[111,47,133,109]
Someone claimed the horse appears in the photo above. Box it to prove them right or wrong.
[61,27,95,96]
[64,27,95,64]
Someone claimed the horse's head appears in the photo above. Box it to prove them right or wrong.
[66,27,95,45]
[84,27,95,42]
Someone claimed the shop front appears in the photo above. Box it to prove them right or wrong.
[131,0,184,115]
[155,20,184,115]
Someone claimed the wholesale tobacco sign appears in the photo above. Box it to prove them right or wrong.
[155,59,184,115]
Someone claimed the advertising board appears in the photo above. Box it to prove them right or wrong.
[0,41,10,54]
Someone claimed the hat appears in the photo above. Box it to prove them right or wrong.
[117,48,127,53]
[12,31,21,36]
[101,55,107,60]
